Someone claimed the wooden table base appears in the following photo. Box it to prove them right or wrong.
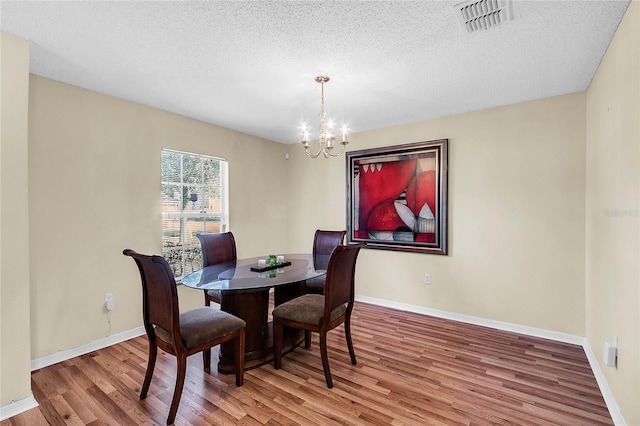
[217,282,305,373]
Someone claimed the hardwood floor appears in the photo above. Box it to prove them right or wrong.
[2,301,612,425]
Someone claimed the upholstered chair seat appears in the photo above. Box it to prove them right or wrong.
[272,295,346,325]
[154,307,245,349]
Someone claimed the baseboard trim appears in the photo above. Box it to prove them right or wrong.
[355,295,584,344]
[355,295,625,424]
[582,340,626,425]
[0,395,38,421]
[31,326,145,371]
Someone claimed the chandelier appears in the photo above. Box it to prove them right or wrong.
[300,76,349,158]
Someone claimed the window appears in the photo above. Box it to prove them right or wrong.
[161,149,228,278]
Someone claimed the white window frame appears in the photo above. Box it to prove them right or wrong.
[161,149,229,279]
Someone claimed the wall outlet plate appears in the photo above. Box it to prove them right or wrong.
[604,341,617,367]
[104,293,114,311]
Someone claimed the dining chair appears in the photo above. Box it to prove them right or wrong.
[305,229,347,295]
[197,232,237,305]
[123,249,246,425]
[272,242,365,388]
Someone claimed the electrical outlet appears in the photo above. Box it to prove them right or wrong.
[604,335,618,368]
[104,293,114,311]
[424,274,432,285]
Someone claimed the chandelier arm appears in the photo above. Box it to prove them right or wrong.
[326,145,345,157]
[303,145,324,158]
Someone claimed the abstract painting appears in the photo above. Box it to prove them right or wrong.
[346,139,448,254]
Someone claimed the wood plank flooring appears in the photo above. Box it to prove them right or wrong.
[2,301,612,425]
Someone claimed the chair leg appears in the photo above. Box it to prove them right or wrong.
[273,318,283,369]
[203,348,211,372]
[140,340,157,399]
[304,330,311,349]
[167,354,187,425]
[344,316,357,365]
[319,331,333,388]
[234,328,245,386]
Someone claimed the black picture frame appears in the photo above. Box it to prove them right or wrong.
[346,139,448,255]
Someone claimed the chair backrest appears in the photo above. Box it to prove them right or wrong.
[323,243,365,317]
[313,230,346,270]
[123,249,181,346]
[197,232,237,267]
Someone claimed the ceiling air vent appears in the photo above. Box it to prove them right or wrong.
[455,0,513,33]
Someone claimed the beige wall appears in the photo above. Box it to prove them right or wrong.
[289,93,587,335]
[27,75,289,359]
[2,3,638,420]
[586,1,640,425]
[0,33,32,406]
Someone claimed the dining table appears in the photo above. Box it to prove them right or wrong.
[181,253,328,373]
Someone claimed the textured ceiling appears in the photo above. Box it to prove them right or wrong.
[0,0,630,144]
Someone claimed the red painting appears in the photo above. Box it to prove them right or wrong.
[346,140,448,255]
